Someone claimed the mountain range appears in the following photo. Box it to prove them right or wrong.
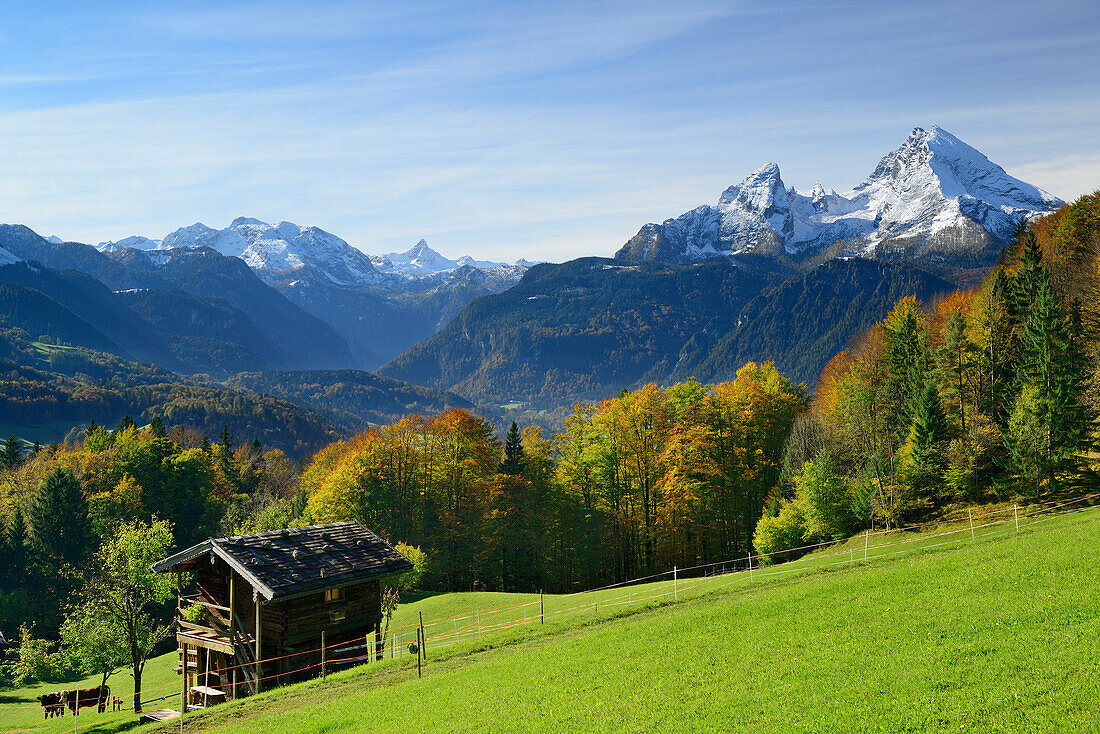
[0,125,1074,443]
[615,127,1061,267]
[380,126,1063,409]
[97,219,529,368]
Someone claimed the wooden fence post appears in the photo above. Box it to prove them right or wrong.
[419,612,426,659]
[864,530,869,560]
[254,593,262,695]
[180,641,188,717]
[540,590,544,625]
[673,566,678,602]
[416,628,422,678]
[969,509,975,540]
[1014,504,1019,532]
[229,574,237,699]
[748,552,753,582]
[321,630,326,681]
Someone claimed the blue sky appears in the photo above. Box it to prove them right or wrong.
[1,0,1097,262]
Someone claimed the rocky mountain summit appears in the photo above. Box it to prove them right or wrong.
[615,127,1062,266]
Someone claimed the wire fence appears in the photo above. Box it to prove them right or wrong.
[3,492,1098,734]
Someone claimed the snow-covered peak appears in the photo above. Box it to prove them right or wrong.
[99,235,163,252]
[719,163,784,207]
[846,125,1062,248]
[616,126,1063,265]
[97,219,528,287]
[371,239,515,276]
[46,235,64,244]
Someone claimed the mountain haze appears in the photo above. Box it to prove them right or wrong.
[99,219,529,368]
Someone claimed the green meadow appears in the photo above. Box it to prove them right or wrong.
[3,505,1097,734]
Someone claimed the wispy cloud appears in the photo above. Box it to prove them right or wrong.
[0,0,1097,261]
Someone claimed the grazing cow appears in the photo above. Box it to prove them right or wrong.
[60,685,111,714]
[35,685,111,717]
[35,692,65,719]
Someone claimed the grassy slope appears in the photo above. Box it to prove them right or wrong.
[0,650,179,733]
[5,508,1096,733]
[198,508,1098,733]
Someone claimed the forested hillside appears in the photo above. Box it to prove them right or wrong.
[755,192,1100,555]
[0,329,472,455]
[225,369,480,431]
[660,259,954,387]
[0,227,354,374]
[0,331,339,455]
[379,257,786,406]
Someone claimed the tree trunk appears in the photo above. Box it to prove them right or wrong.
[130,630,142,712]
[132,665,142,712]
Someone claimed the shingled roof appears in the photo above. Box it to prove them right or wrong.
[151,521,413,601]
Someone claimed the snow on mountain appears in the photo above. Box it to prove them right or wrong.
[99,235,162,252]
[46,235,65,244]
[100,220,525,285]
[371,239,514,276]
[155,218,381,286]
[0,246,20,266]
[616,126,1062,265]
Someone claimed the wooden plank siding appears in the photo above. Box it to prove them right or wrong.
[155,522,409,699]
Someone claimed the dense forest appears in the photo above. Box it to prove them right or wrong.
[1,192,1097,693]
[755,194,1100,556]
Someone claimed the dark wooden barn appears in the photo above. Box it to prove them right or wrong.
[151,521,412,708]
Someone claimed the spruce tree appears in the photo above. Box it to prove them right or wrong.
[29,467,92,566]
[1010,232,1048,327]
[217,425,237,488]
[885,306,928,444]
[116,415,136,433]
[4,507,28,585]
[1012,280,1089,494]
[1,435,23,469]
[934,310,976,432]
[149,416,167,438]
[500,421,526,475]
[904,383,948,503]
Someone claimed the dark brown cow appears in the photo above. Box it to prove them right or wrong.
[36,685,110,718]
[34,692,65,719]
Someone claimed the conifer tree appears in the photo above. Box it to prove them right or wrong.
[934,310,976,432]
[500,421,526,475]
[1009,280,1089,494]
[149,416,167,438]
[884,299,928,445]
[216,425,237,486]
[1009,231,1049,331]
[29,467,92,566]
[3,507,28,585]
[116,415,136,433]
[904,382,948,502]
[1,435,23,469]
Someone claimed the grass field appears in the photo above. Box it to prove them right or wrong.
[4,503,1097,733]
[0,649,179,734]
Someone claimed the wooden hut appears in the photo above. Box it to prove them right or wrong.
[151,521,412,707]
